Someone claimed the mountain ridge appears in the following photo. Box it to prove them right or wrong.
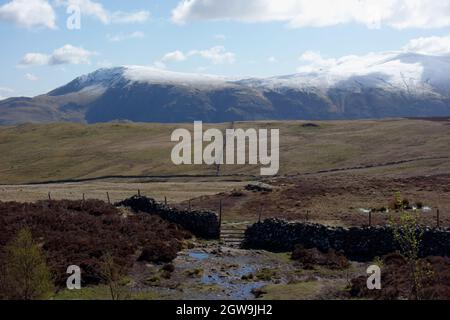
[1,52,450,125]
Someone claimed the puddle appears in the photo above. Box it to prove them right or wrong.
[189,252,210,261]
[200,264,266,299]
[172,246,293,300]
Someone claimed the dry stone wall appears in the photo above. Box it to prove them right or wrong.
[243,218,450,261]
[116,196,220,239]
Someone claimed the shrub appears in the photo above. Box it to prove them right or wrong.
[349,253,449,300]
[162,263,175,273]
[291,246,350,270]
[0,200,191,288]
[0,228,54,300]
[255,268,277,281]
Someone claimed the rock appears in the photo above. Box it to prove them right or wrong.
[302,123,320,128]
[245,182,273,192]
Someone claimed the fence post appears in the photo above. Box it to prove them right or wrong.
[437,208,440,228]
[48,192,51,201]
[306,210,310,222]
[106,192,111,204]
[138,189,141,197]
[258,205,263,223]
[82,193,85,202]
[164,196,167,206]
[219,199,223,227]
[369,211,372,227]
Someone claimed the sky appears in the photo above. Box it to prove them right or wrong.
[2,0,450,98]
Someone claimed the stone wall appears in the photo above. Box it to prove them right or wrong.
[116,196,220,239]
[243,219,450,261]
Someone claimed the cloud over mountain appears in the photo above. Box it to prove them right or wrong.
[172,0,450,30]
[403,35,450,56]
[20,44,97,66]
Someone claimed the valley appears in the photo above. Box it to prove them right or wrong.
[1,117,449,300]
[1,117,449,226]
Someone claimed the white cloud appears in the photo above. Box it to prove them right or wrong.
[297,51,337,72]
[0,87,13,100]
[57,0,108,23]
[49,44,97,65]
[107,31,145,42]
[189,46,235,64]
[403,35,450,55]
[20,53,50,66]
[25,73,39,81]
[20,44,97,66]
[171,0,450,30]
[268,56,278,63]
[155,46,235,67]
[292,50,427,90]
[161,50,187,63]
[55,0,150,24]
[296,35,450,77]
[154,50,187,69]
[0,0,56,29]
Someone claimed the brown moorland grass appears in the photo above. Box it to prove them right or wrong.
[0,200,191,287]
[350,253,450,300]
[0,118,449,184]
[180,173,450,227]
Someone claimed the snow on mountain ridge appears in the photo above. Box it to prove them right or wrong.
[59,52,450,97]
[236,51,450,98]
[122,65,235,88]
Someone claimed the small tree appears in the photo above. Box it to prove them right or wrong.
[390,196,433,300]
[100,253,129,300]
[3,228,54,300]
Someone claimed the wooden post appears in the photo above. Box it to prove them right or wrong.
[138,189,141,197]
[106,192,111,204]
[219,200,223,227]
[164,196,167,206]
[48,192,51,201]
[369,211,372,227]
[82,193,85,202]
[306,210,309,222]
[258,205,263,223]
[437,208,440,228]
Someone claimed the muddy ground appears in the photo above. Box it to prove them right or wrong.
[124,240,367,300]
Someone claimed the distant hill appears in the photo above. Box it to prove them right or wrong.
[2,52,450,124]
[0,119,449,184]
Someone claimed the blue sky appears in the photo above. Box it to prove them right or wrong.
[2,0,450,98]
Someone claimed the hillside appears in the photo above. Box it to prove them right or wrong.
[2,52,450,125]
[0,118,449,185]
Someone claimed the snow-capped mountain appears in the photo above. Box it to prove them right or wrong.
[1,52,450,125]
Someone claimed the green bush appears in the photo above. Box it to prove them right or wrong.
[1,228,54,300]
